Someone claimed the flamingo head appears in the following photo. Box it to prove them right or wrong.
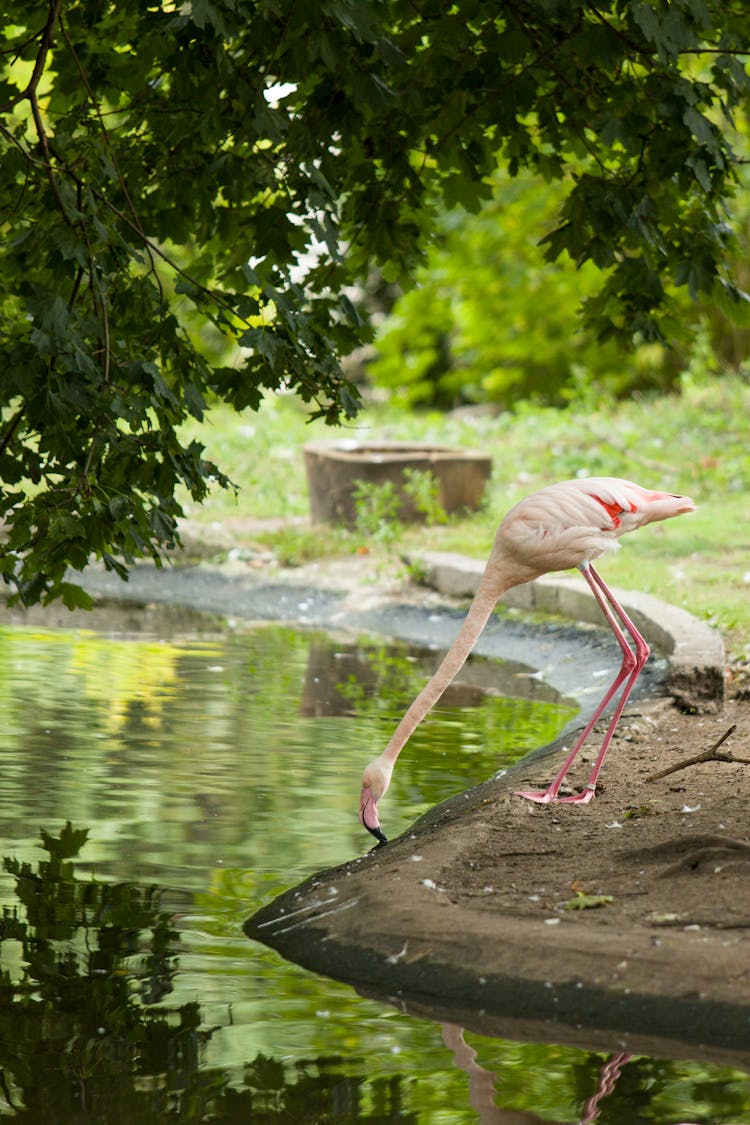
[359,757,392,846]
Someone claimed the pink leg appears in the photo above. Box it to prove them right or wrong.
[516,563,650,805]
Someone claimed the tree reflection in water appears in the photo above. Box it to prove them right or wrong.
[0,823,415,1123]
[0,822,205,1120]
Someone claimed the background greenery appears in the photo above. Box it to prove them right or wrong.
[367,167,750,407]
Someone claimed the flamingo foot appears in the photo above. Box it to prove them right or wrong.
[552,788,596,805]
[515,786,596,806]
[514,788,558,804]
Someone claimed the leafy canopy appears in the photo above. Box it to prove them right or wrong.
[0,0,748,604]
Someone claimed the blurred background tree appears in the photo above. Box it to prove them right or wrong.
[368,162,750,409]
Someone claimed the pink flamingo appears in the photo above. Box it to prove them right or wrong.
[359,477,695,843]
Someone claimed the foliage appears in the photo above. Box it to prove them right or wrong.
[403,468,448,525]
[369,172,684,407]
[352,477,403,552]
[351,467,447,555]
[1,1,750,604]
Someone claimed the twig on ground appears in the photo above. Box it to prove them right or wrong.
[646,724,749,782]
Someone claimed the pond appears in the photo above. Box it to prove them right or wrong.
[0,611,748,1123]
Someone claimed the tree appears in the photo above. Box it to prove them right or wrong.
[1,0,748,605]
[368,171,685,408]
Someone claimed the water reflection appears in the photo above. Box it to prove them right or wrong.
[299,636,566,719]
[0,621,576,875]
[0,823,206,1121]
[440,1030,706,1124]
[0,618,747,1121]
[441,1025,628,1124]
[0,825,744,1123]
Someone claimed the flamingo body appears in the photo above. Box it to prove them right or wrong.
[359,477,695,844]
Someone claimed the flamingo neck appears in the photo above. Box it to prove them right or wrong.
[378,570,514,768]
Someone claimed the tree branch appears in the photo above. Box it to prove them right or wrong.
[25,1,78,226]
[23,0,62,101]
[646,725,749,782]
[0,407,25,457]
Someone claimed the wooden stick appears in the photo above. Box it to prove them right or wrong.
[646,725,748,782]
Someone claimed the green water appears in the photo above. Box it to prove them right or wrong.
[0,620,748,1123]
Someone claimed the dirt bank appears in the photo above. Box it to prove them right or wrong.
[245,557,750,1067]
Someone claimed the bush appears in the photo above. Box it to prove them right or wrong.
[368,172,683,409]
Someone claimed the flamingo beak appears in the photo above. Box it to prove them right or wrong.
[359,786,388,846]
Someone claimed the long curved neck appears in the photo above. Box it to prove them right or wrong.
[380,567,513,767]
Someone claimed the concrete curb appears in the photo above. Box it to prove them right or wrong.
[413,550,725,712]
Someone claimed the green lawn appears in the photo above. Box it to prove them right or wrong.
[180,374,750,661]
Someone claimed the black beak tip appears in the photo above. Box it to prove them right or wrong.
[366,824,388,847]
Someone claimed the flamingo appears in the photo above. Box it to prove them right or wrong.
[359,477,695,844]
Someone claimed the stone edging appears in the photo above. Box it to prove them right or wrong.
[413,550,725,712]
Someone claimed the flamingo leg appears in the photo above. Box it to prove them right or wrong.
[515,563,650,805]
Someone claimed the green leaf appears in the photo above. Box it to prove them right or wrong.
[631,2,661,44]
[687,155,712,192]
[683,106,719,152]
[564,892,614,911]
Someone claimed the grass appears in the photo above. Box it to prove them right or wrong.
[179,373,750,661]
